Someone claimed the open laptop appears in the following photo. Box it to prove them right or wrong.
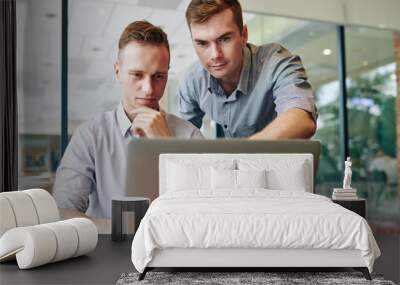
[125,139,321,201]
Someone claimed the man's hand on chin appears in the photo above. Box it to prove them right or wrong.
[130,107,172,138]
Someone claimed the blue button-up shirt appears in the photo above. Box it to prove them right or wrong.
[178,43,317,137]
[53,104,203,218]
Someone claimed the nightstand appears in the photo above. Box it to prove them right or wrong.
[111,197,150,242]
[332,198,366,218]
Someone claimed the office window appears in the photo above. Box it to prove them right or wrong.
[345,27,398,223]
[16,0,62,192]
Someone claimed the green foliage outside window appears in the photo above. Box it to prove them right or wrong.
[315,72,396,183]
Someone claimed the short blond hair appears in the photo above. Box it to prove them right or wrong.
[118,21,169,60]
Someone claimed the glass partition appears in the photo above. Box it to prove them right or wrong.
[345,26,398,224]
[16,0,62,193]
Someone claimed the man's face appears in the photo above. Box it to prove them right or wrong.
[190,9,247,83]
[114,41,169,112]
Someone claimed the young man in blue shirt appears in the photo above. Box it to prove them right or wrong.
[179,0,317,139]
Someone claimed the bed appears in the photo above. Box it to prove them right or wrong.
[130,153,381,281]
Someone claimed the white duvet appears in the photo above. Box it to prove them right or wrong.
[131,190,380,273]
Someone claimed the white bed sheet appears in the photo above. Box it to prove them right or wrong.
[131,190,380,273]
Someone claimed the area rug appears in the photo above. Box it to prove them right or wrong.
[116,271,396,285]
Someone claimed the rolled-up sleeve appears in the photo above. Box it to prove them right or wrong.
[53,125,95,213]
[178,72,205,129]
[270,46,318,122]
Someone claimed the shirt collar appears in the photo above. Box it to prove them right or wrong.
[207,44,252,96]
[207,74,220,95]
[116,103,132,137]
[236,44,252,95]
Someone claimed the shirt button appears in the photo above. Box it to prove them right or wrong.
[224,124,227,128]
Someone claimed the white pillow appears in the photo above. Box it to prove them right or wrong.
[266,166,307,191]
[237,169,267,188]
[238,159,308,191]
[211,168,236,189]
[166,160,235,191]
[211,168,267,190]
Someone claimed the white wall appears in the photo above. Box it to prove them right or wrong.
[242,0,400,31]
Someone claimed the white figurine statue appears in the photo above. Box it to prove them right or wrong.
[343,157,352,189]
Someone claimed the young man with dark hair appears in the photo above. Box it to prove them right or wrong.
[179,0,317,139]
[54,21,202,220]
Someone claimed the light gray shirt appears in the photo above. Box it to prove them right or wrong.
[53,104,203,218]
[178,43,317,137]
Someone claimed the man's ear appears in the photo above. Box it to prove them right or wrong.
[114,61,120,81]
[242,24,248,45]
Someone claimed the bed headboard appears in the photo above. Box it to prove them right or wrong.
[159,153,314,195]
[125,139,320,201]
